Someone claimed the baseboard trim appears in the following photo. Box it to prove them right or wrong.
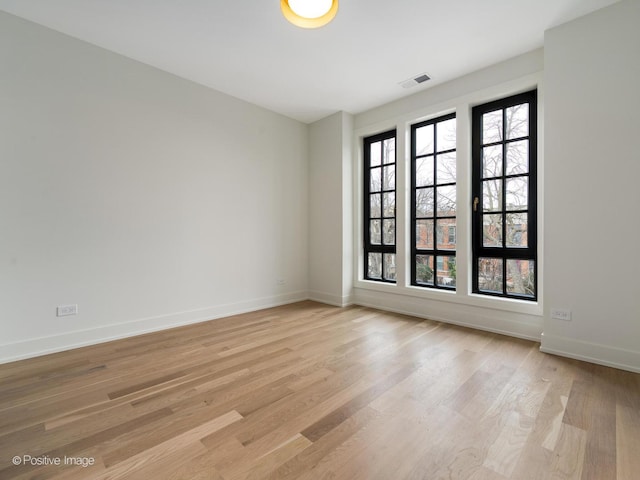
[540,332,640,374]
[8,293,637,375]
[0,291,308,365]
[307,290,353,307]
[353,288,542,342]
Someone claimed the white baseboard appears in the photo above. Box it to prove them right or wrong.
[307,290,353,307]
[0,291,308,365]
[540,332,640,374]
[352,288,542,342]
[6,291,637,376]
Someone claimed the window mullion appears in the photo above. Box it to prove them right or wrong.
[395,124,408,287]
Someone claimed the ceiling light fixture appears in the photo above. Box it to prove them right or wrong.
[281,0,339,29]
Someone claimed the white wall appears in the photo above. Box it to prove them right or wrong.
[308,111,353,306]
[542,0,640,372]
[0,12,309,362]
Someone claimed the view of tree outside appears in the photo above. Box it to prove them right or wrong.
[365,132,396,282]
[363,92,535,299]
[474,91,537,299]
[412,114,457,288]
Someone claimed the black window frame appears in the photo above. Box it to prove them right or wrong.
[410,113,457,290]
[363,129,397,283]
[471,90,538,301]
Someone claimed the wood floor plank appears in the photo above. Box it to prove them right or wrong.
[264,406,381,480]
[617,403,640,480]
[300,362,418,442]
[482,411,534,477]
[541,394,569,451]
[96,410,242,479]
[0,300,638,479]
[292,411,403,480]
[222,433,312,480]
[551,423,588,479]
[328,414,431,480]
[402,405,488,480]
[581,373,617,480]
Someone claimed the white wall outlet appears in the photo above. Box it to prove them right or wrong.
[276,278,285,285]
[551,308,572,321]
[57,304,78,317]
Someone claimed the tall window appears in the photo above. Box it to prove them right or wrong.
[363,130,396,282]
[472,91,537,300]
[411,114,457,289]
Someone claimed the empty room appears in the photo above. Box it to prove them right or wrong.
[1,0,639,479]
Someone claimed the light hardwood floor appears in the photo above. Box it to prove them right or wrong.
[0,301,639,479]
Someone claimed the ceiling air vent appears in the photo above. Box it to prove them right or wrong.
[399,73,431,89]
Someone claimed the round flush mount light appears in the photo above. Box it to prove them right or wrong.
[281,0,339,29]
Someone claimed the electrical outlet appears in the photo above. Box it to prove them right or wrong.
[551,308,571,321]
[57,304,78,317]
[276,278,285,285]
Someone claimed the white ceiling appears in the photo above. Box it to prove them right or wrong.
[0,0,619,123]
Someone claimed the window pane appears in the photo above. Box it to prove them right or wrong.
[506,140,528,175]
[370,194,381,218]
[383,253,396,281]
[383,219,395,245]
[448,225,457,244]
[383,192,395,217]
[437,219,456,249]
[368,253,382,279]
[437,152,456,184]
[506,259,535,296]
[506,213,528,248]
[370,220,381,245]
[482,179,502,212]
[364,130,396,285]
[370,142,381,166]
[482,145,502,178]
[437,256,456,287]
[436,185,456,216]
[416,255,434,285]
[416,124,434,156]
[416,219,433,249]
[483,110,503,144]
[472,91,536,300]
[383,138,395,164]
[506,177,528,210]
[416,188,434,217]
[412,114,457,291]
[416,157,434,187]
[437,118,456,152]
[370,167,381,192]
[506,104,529,140]
[478,257,503,293]
[383,165,395,190]
[483,214,503,247]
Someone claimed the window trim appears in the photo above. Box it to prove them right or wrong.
[353,73,543,320]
